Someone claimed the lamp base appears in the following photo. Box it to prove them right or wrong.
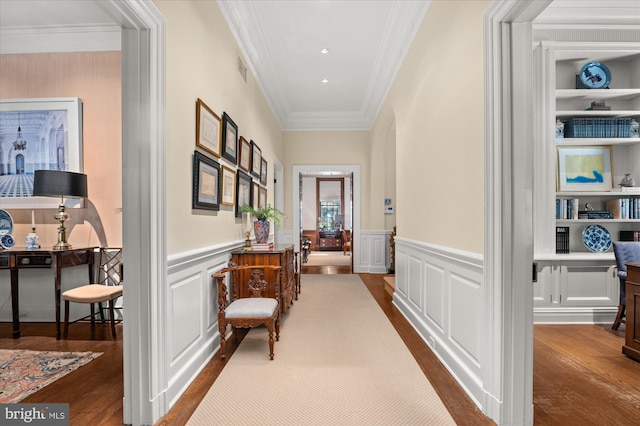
[53,204,72,250]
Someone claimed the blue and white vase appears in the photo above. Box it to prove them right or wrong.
[253,220,270,244]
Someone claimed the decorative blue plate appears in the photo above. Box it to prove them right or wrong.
[582,224,612,252]
[0,234,15,249]
[0,209,13,236]
[579,61,611,89]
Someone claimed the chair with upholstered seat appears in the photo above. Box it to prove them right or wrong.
[214,265,281,360]
[63,247,123,339]
[612,241,640,330]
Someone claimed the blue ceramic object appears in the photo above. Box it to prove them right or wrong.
[582,224,612,252]
[579,61,611,89]
[0,209,13,236]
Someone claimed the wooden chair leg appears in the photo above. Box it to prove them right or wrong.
[219,321,227,360]
[109,299,117,339]
[612,304,626,330]
[275,317,280,342]
[267,319,275,360]
[64,300,70,338]
[90,303,96,327]
[98,302,106,323]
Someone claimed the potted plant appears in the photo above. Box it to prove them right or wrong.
[239,204,285,244]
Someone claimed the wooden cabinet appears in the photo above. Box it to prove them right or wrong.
[318,231,342,251]
[623,263,640,362]
[231,244,296,314]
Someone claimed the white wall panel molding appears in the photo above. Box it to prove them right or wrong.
[0,25,121,54]
[532,26,640,43]
[393,237,485,408]
[358,230,391,274]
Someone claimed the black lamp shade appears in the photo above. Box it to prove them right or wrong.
[33,170,88,198]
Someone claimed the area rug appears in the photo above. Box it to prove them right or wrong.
[305,251,351,266]
[187,274,455,425]
[0,349,103,403]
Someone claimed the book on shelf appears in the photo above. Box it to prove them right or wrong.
[556,198,579,220]
[620,231,640,242]
[252,242,274,251]
[556,226,570,254]
[605,197,640,219]
[564,117,633,138]
[611,187,640,193]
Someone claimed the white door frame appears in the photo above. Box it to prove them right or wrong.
[292,165,361,272]
[483,1,551,424]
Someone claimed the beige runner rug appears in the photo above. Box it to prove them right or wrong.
[187,274,455,426]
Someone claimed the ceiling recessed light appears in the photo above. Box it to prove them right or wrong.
[320,48,329,54]
[321,78,329,84]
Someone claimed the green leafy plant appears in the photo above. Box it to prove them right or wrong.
[239,204,285,225]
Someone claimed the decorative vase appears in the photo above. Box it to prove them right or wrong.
[253,220,270,244]
[619,173,636,187]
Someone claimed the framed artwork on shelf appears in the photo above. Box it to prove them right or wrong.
[0,97,83,209]
[192,150,220,211]
[557,146,613,192]
[250,140,262,178]
[260,157,268,186]
[235,170,252,218]
[221,112,238,164]
[259,186,267,208]
[238,136,251,172]
[196,98,221,158]
[251,182,260,209]
[221,165,236,206]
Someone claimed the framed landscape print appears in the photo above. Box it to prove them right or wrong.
[250,140,262,178]
[238,136,252,172]
[557,146,612,192]
[260,157,268,186]
[259,186,267,209]
[251,182,260,209]
[0,97,83,208]
[221,165,236,206]
[196,98,221,158]
[192,150,220,211]
[235,170,252,217]
[221,112,238,164]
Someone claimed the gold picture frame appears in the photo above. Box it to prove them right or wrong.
[221,165,236,206]
[196,98,222,158]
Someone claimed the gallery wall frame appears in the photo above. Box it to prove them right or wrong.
[221,112,238,164]
[251,182,260,209]
[250,140,262,178]
[259,186,267,209]
[238,136,251,173]
[557,146,613,192]
[0,97,84,209]
[192,150,220,211]
[221,165,236,207]
[260,157,268,186]
[235,170,252,218]
[195,98,221,158]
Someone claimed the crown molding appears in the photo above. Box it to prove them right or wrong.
[0,24,121,54]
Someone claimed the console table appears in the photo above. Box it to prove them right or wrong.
[0,247,96,339]
[318,230,342,251]
[623,263,640,362]
[231,244,297,314]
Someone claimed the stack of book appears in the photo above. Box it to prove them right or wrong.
[556,198,579,219]
[252,242,274,251]
[556,226,570,254]
[605,197,640,219]
[620,231,640,242]
[564,117,634,138]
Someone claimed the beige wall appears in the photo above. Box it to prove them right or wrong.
[282,130,370,230]
[155,0,283,254]
[370,0,489,253]
[0,51,122,248]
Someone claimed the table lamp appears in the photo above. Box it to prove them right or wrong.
[32,170,88,250]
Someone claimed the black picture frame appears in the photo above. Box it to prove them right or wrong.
[238,136,251,173]
[235,170,252,218]
[192,150,220,211]
[260,157,268,186]
[250,140,262,178]
[221,112,238,164]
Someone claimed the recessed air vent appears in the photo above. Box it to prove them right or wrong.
[237,55,247,83]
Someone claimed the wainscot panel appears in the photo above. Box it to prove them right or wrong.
[165,241,242,408]
[393,237,485,409]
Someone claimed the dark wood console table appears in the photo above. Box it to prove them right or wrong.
[0,247,96,339]
[623,263,640,362]
[318,230,342,251]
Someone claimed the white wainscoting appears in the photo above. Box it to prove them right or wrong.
[393,237,485,408]
[165,240,240,407]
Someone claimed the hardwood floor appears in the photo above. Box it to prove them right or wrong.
[3,275,640,425]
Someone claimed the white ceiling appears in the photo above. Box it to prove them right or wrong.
[1,0,639,132]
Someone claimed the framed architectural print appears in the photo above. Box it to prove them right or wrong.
[196,98,222,158]
[259,186,267,209]
[221,112,238,164]
[221,165,236,206]
[192,150,220,211]
[0,97,83,208]
[557,146,612,192]
[260,157,268,186]
[238,136,252,172]
[235,170,252,217]
[251,182,260,209]
[250,140,262,178]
